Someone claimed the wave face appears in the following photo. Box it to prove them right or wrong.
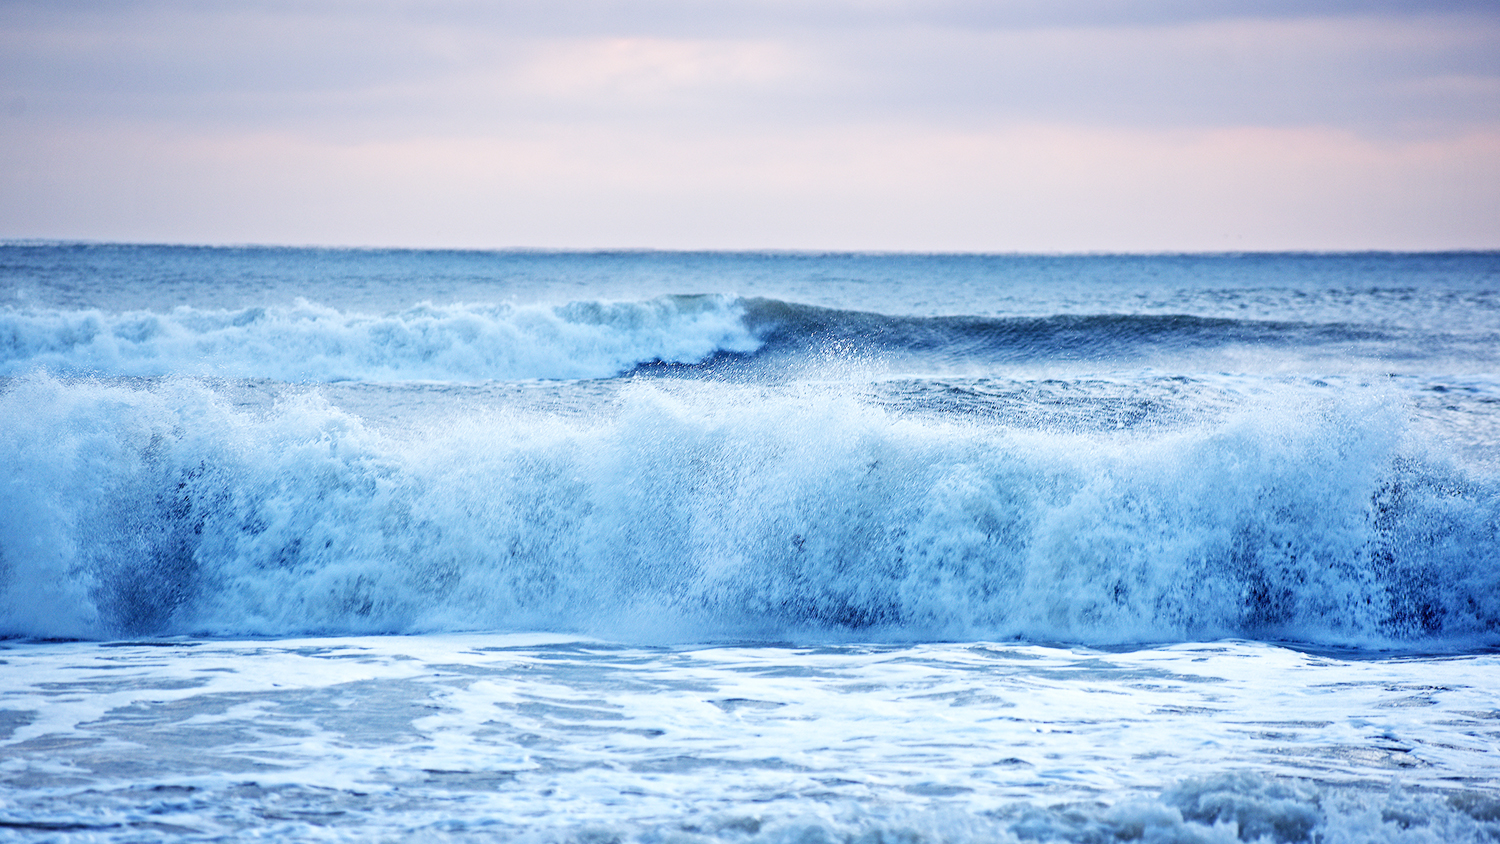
[743,298,1404,356]
[0,295,759,381]
[3,374,1495,646]
[4,294,1495,385]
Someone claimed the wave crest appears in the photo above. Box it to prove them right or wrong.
[0,375,1496,646]
[0,295,759,381]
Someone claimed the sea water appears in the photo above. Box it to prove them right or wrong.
[0,244,1497,842]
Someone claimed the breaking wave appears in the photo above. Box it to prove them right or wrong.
[0,295,1465,383]
[1,374,1496,647]
[0,295,760,382]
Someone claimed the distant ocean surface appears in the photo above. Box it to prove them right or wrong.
[1,244,1497,842]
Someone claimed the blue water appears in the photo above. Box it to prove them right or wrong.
[1,244,1497,842]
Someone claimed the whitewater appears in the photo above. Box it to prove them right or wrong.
[1,244,1497,842]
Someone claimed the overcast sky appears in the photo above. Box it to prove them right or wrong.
[2,0,1497,251]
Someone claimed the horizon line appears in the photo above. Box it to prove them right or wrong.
[5,238,1498,259]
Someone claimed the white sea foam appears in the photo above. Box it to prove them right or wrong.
[0,295,759,381]
[1,374,1494,646]
[0,636,1496,842]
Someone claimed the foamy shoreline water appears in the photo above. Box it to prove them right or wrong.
[2,635,1497,842]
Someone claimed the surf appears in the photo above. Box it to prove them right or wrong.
[0,295,760,382]
[2,373,1495,648]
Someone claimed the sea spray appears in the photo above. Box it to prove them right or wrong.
[2,373,1495,645]
[0,295,760,381]
[4,246,1500,843]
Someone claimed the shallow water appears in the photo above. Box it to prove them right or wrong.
[2,636,1498,842]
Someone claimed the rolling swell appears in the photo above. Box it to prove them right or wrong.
[0,295,1435,383]
[737,298,1412,366]
[2,374,1495,647]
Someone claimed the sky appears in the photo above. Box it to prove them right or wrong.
[1,0,1497,252]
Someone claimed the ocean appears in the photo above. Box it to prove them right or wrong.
[0,243,1497,842]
